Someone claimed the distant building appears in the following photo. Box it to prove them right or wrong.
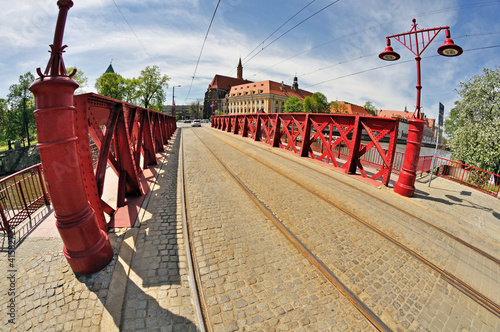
[204,58,253,117]
[330,101,371,116]
[105,63,115,74]
[227,78,313,114]
[163,104,190,119]
[377,108,437,143]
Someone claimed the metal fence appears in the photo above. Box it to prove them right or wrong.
[311,140,433,177]
[432,157,500,197]
[0,164,50,234]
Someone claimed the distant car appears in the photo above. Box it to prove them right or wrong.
[202,119,210,123]
[191,120,201,127]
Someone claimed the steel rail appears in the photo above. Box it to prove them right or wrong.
[190,129,391,332]
[212,127,500,265]
[179,130,210,332]
[204,128,500,319]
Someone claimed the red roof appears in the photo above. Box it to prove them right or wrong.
[208,75,252,91]
[228,80,313,100]
[377,110,414,120]
[330,101,371,115]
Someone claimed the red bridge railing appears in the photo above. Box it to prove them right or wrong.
[432,157,500,197]
[73,93,177,230]
[0,164,50,234]
[212,113,399,186]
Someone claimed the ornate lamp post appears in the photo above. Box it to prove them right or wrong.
[379,18,462,197]
[30,0,113,274]
[172,85,181,117]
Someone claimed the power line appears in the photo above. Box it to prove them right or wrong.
[250,2,500,79]
[111,0,156,66]
[185,0,222,102]
[243,0,342,67]
[227,0,318,76]
[303,45,500,89]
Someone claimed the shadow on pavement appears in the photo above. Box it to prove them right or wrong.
[92,128,197,331]
[0,205,54,251]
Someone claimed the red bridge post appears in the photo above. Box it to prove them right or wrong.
[29,0,113,274]
[393,118,425,197]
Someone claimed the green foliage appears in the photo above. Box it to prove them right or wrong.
[95,65,169,112]
[330,101,347,114]
[363,101,377,116]
[95,72,127,100]
[284,96,304,113]
[303,92,329,113]
[0,98,7,142]
[7,72,36,146]
[137,65,170,111]
[447,66,500,174]
[67,66,88,94]
[189,100,202,119]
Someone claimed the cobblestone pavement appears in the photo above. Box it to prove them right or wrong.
[119,130,199,331]
[0,225,125,331]
[183,128,377,331]
[2,124,499,331]
[198,127,500,331]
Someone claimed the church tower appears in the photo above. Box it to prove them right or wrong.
[237,58,243,80]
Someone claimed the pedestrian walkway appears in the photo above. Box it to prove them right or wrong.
[0,124,498,331]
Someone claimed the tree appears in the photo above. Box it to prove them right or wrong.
[0,98,8,143]
[363,101,377,116]
[95,72,126,100]
[122,77,141,105]
[330,101,347,114]
[189,100,202,119]
[137,65,169,111]
[67,66,88,94]
[303,92,329,113]
[7,72,36,147]
[284,96,304,113]
[446,66,500,174]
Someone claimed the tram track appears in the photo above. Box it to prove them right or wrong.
[196,127,500,320]
[187,128,390,331]
[179,130,210,331]
[211,128,500,266]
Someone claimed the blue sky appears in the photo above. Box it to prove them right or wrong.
[1,0,499,121]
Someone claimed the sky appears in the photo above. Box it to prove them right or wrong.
[0,0,499,121]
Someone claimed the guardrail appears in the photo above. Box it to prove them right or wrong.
[212,113,399,186]
[0,164,50,234]
[432,157,500,197]
[312,138,433,176]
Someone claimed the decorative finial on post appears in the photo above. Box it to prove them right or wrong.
[36,0,76,79]
[30,0,113,275]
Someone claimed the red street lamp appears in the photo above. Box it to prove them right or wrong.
[29,0,113,274]
[379,18,462,197]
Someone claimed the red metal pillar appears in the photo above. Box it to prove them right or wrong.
[394,118,425,197]
[29,0,113,274]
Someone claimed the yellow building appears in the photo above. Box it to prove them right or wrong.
[226,77,313,114]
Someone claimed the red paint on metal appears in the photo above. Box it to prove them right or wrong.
[0,164,51,234]
[30,0,113,274]
[73,93,176,228]
[212,113,399,187]
[394,118,425,197]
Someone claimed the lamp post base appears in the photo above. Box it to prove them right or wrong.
[394,118,425,197]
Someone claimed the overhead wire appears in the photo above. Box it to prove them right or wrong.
[242,0,342,67]
[303,45,500,89]
[111,0,156,66]
[185,0,222,102]
[227,0,318,76]
[250,1,500,80]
